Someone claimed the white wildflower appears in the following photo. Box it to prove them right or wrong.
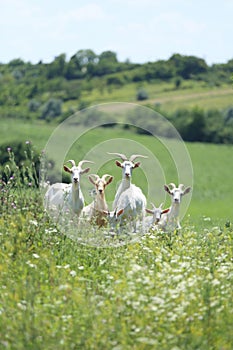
[212,279,220,286]
[58,284,70,291]
[26,260,37,268]
[29,220,38,226]
[70,270,77,277]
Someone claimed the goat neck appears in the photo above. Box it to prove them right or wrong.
[121,175,131,190]
[94,193,108,211]
[169,201,180,218]
[70,181,83,211]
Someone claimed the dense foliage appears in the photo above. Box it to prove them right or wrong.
[0,50,232,143]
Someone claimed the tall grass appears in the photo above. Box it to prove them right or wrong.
[1,144,233,349]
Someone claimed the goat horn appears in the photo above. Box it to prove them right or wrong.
[169,183,176,189]
[78,160,94,168]
[178,184,185,190]
[101,174,112,182]
[159,202,164,208]
[150,202,156,210]
[66,159,76,167]
[129,154,148,162]
[89,174,100,181]
[107,152,128,161]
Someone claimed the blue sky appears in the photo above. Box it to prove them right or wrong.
[1,0,232,65]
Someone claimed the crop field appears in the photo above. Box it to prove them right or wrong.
[1,119,233,349]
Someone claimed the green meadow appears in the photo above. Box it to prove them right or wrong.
[1,117,233,349]
[1,118,232,226]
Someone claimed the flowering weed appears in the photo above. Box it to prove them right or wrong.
[0,148,233,349]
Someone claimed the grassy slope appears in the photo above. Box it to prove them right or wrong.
[72,81,232,113]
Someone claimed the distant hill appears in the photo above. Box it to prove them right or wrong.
[0,50,232,143]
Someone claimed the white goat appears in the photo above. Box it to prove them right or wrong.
[158,183,191,231]
[82,174,114,227]
[144,202,170,231]
[108,153,148,231]
[45,159,93,217]
[102,208,124,233]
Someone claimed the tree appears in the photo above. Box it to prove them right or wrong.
[175,77,182,89]
[65,57,81,79]
[73,49,97,67]
[65,50,97,79]
[46,54,66,79]
[169,54,208,79]
[8,58,25,67]
[92,51,119,77]
[99,51,118,64]
[185,108,206,141]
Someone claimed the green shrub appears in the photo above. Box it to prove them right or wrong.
[136,88,149,101]
[40,98,62,122]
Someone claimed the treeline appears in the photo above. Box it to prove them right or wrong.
[0,49,233,143]
[133,105,233,144]
[2,50,232,81]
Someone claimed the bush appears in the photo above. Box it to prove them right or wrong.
[136,88,149,101]
[28,99,41,112]
[40,98,62,122]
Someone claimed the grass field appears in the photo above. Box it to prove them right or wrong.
[1,117,233,349]
[75,81,233,113]
[57,79,233,119]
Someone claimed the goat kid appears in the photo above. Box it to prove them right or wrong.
[159,183,191,231]
[82,174,113,227]
[144,202,170,231]
[102,208,124,234]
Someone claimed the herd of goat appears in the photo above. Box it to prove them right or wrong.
[44,153,191,234]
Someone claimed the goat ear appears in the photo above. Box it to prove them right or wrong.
[63,165,72,173]
[164,185,172,195]
[81,167,91,175]
[162,208,170,214]
[88,175,96,185]
[133,162,140,168]
[183,187,191,195]
[117,208,124,217]
[146,208,154,214]
[106,176,114,185]
[115,160,122,168]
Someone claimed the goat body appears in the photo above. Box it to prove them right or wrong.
[44,182,71,212]
[108,153,148,231]
[82,174,113,226]
[114,184,147,232]
[144,202,169,231]
[159,183,191,231]
[102,208,124,234]
[45,159,92,217]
